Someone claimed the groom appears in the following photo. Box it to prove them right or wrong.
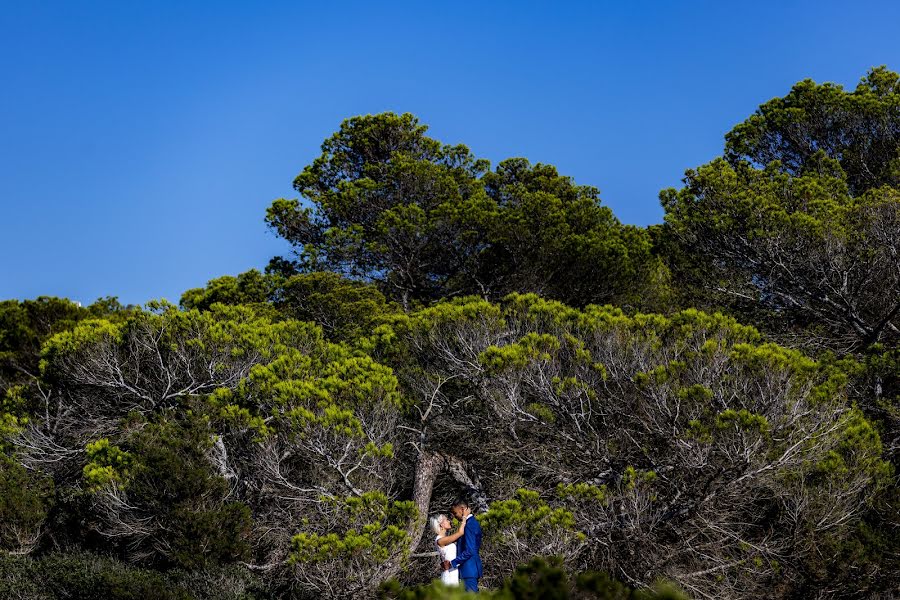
[443,499,483,592]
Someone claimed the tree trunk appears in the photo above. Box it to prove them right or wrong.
[407,450,441,555]
[445,455,489,513]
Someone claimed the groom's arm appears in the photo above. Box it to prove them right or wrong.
[450,519,480,569]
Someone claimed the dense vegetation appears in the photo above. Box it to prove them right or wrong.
[2,68,899,599]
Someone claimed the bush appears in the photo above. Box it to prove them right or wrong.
[0,455,53,552]
[0,552,262,600]
[379,557,689,600]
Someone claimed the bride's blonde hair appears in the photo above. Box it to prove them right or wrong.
[429,514,444,535]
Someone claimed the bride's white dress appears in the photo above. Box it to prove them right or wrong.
[435,536,459,586]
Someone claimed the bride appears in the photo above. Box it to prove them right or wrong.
[430,513,467,586]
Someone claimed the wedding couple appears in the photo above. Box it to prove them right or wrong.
[430,499,483,592]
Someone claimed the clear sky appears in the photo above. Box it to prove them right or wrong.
[3,1,900,306]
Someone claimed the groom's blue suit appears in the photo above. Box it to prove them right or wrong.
[450,514,483,592]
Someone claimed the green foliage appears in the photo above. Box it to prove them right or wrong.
[378,292,891,596]
[0,551,187,600]
[181,270,395,342]
[266,112,662,309]
[290,523,407,563]
[289,492,416,594]
[167,501,252,571]
[713,409,770,435]
[0,296,136,409]
[366,295,505,364]
[180,269,274,311]
[0,455,53,552]
[219,342,403,445]
[556,482,607,504]
[0,385,29,449]
[379,557,689,600]
[479,490,587,578]
[577,568,689,600]
[480,159,664,309]
[811,408,893,483]
[725,66,900,195]
[40,318,123,372]
[134,416,251,568]
[40,302,323,404]
[662,79,900,350]
[266,112,489,306]
[481,489,580,536]
[277,271,396,340]
[621,466,657,491]
[85,414,253,569]
[215,400,272,438]
[480,333,561,372]
[655,72,900,597]
[0,552,260,600]
[861,345,900,457]
[83,438,134,491]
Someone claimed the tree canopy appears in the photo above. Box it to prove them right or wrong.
[725,66,900,195]
[266,113,661,310]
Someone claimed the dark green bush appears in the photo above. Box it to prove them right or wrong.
[378,557,689,600]
[0,552,262,600]
[0,455,53,552]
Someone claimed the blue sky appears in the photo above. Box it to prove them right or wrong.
[2,1,900,306]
